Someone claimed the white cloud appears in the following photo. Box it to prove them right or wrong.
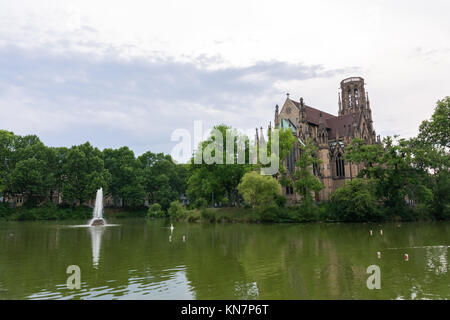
[0,0,449,154]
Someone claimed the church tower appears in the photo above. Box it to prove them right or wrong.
[339,77,367,116]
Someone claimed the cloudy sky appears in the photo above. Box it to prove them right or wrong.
[0,0,449,160]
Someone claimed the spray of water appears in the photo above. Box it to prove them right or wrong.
[90,188,105,226]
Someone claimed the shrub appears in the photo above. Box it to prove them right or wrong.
[168,200,187,219]
[0,202,12,219]
[238,171,281,208]
[186,209,201,222]
[329,178,381,221]
[194,198,207,209]
[274,194,287,208]
[292,199,320,222]
[147,203,165,218]
[201,208,216,222]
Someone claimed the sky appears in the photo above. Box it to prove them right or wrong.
[0,0,449,160]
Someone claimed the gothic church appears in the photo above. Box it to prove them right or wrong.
[273,76,380,202]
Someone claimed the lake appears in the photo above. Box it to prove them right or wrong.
[0,218,448,299]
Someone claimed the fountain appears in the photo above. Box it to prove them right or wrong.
[90,188,105,226]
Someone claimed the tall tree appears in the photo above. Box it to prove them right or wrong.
[138,152,186,210]
[102,146,145,207]
[187,124,253,207]
[291,139,324,203]
[0,130,16,202]
[63,142,110,205]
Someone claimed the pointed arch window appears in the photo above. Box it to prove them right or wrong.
[354,88,359,107]
[348,89,352,108]
[335,153,345,177]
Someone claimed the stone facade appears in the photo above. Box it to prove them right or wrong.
[273,77,380,202]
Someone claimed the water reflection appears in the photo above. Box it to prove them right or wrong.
[0,220,448,299]
[89,227,105,268]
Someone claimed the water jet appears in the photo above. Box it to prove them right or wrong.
[90,188,105,226]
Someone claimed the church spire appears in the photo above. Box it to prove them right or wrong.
[299,97,306,122]
[274,104,279,127]
[366,91,370,110]
[259,126,265,144]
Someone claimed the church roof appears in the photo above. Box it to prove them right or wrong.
[288,98,357,139]
[290,100,335,125]
[326,114,356,138]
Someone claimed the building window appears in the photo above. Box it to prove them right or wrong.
[348,89,352,108]
[286,148,296,173]
[285,186,294,195]
[335,153,345,177]
[354,88,359,107]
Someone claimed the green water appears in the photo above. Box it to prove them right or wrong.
[0,219,448,300]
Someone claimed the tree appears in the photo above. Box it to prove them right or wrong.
[414,97,450,219]
[330,178,380,221]
[10,158,49,203]
[138,152,186,211]
[346,136,433,219]
[63,142,110,205]
[7,134,56,205]
[292,139,323,203]
[102,146,145,208]
[418,96,450,149]
[237,171,281,208]
[187,124,253,206]
[0,130,16,202]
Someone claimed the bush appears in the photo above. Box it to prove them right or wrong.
[274,194,287,208]
[168,200,187,219]
[201,208,216,222]
[186,209,201,222]
[237,171,281,208]
[194,198,208,209]
[0,202,12,219]
[147,203,165,218]
[329,178,381,221]
[292,200,320,222]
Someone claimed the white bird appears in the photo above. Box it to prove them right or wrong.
[370,230,373,236]
[377,251,381,259]
[170,224,174,232]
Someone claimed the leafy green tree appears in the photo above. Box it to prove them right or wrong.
[346,137,433,219]
[138,152,186,211]
[10,158,50,203]
[187,124,253,206]
[330,178,380,221]
[292,139,324,203]
[414,97,450,219]
[147,203,165,218]
[102,146,145,208]
[63,142,110,205]
[7,134,56,205]
[167,200,186,219]
[237,171,281,208]
[0,130,16,202]
[418,96,450,149]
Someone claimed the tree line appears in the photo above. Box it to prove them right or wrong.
[0,134,188,211]
[0,97,448,222]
